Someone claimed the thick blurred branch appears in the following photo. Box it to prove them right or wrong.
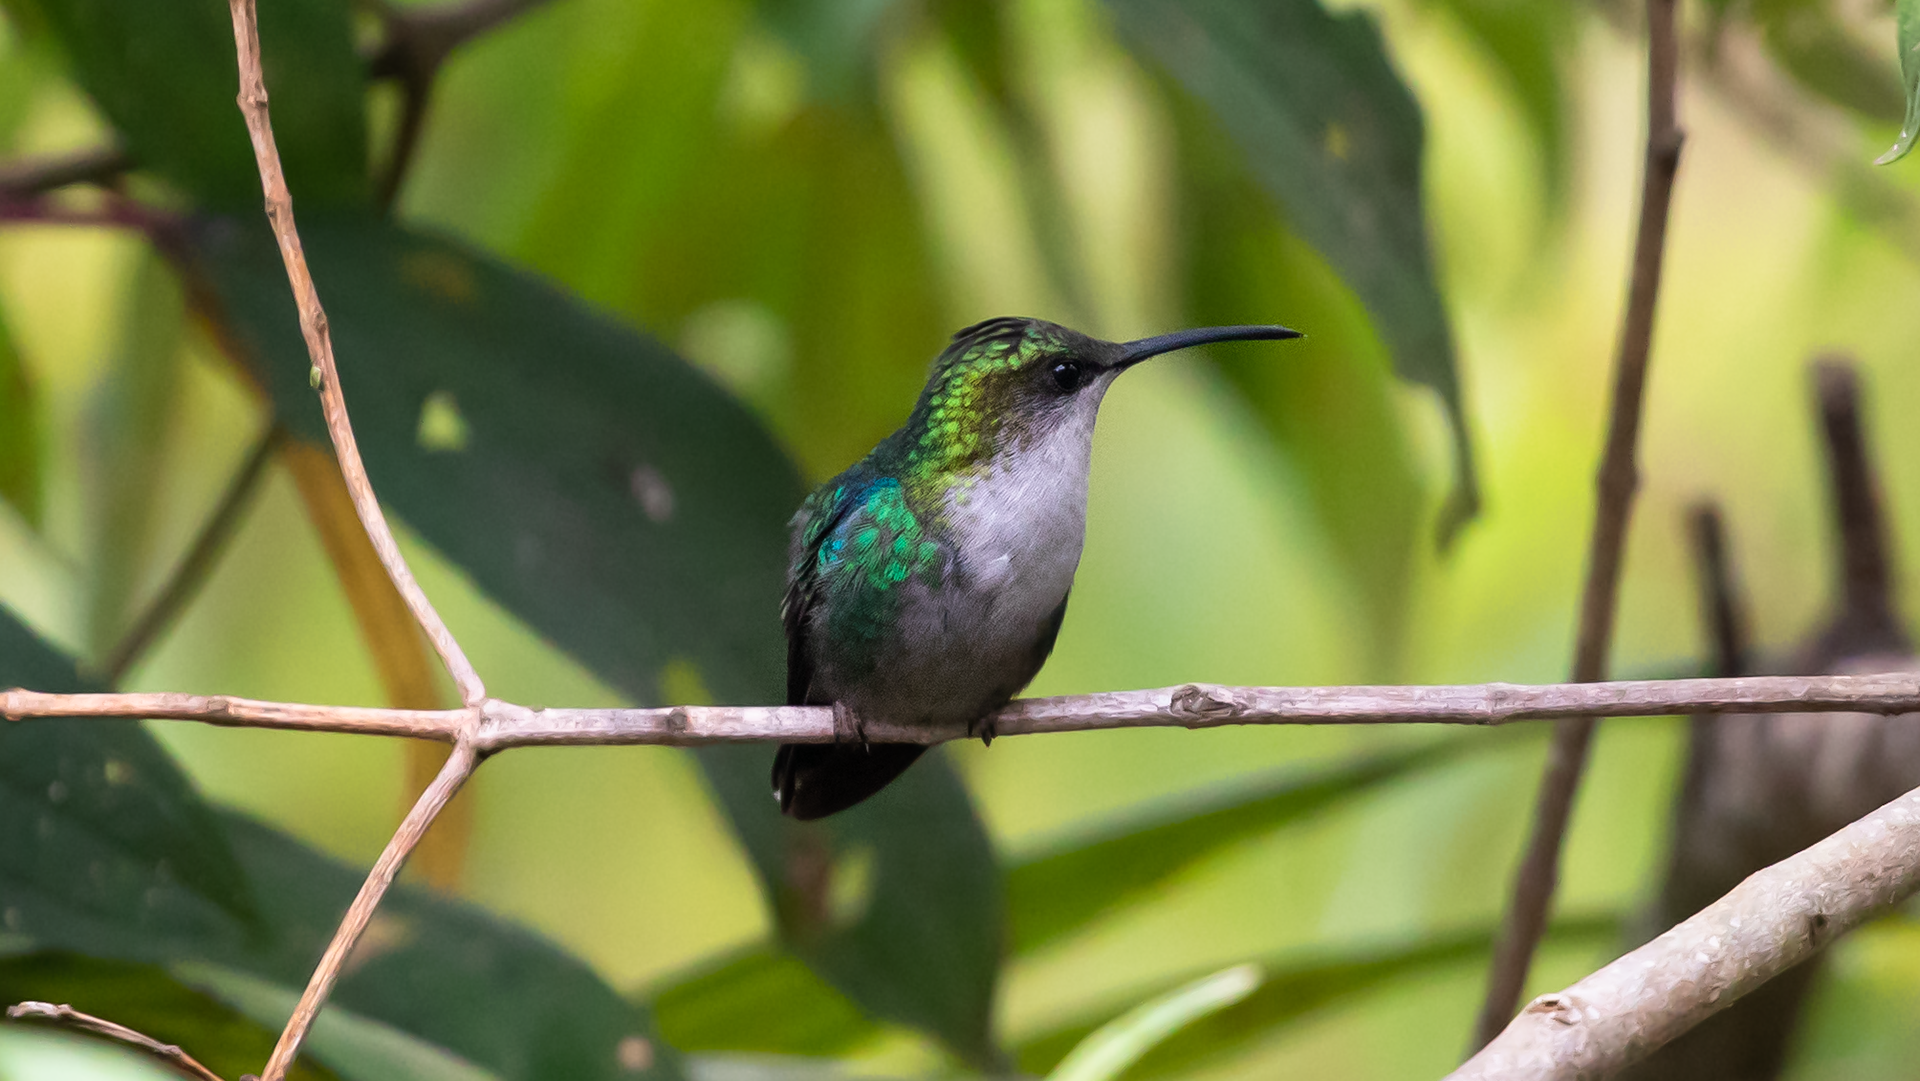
[1475,0,1684,1047]
[11,673,1920,746]
[6,1001,229,1081]
[1451,770,1920,1080]
[0,145,131,197]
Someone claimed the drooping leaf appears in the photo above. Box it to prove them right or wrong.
[1014,915,1621,1079]
[1103,0,1478,539]
[0,953,342,1081]
[0,606,260,958]
[1751,0,1904,127]
[1880,0,1920,164]
[0,302,43,528]
[1008,732,1511,954]
[197,211,1005,1066]
[11,0,365,206]
[1045,965,1260,1081]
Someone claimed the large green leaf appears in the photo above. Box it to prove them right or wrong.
[10,0,365,206]
[1881,0,1920,164]
[0,607,259,959]
[0,953,342,1081]
[648,945,872,1057]
[1014,915,1620,1079]
[1008,732,1510,955]
[0,301,42,528]
[196,211,1005,1066]
[0,608,682,1081]
[1103,0,1478,538]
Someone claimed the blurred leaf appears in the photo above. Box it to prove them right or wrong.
[84,248,183,658]
[197,212,1003,1066]
[10,0,365,206]
[1010,732,1509,955]
[1881,0,1920,164]
[0,953,342,1081]
[1753,0,1904,126]
[1426,0,1574,203]
[1045,965,1260,1081]
[752,0,899,101]
[1169,95,1424,666]
[0,302,42,528]
[1014,915,1621,1079]
[175,961,499,1081]
[1104,0,1478,539]
[649,945,872,1057]
[0,605,261,957]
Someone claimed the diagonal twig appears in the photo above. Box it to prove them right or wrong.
[6,1001,229,1081]
[225,0,483,707]
[0,145,132,197]
[1473,0,1685,1049]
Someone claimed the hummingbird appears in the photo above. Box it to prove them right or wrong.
[772,316,1302,819]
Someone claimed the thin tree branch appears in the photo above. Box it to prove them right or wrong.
[1452,772,1920,1080]
[9,672,1920,747]
[1474,0,1685,1048]
[1808,358,1907,662]
[0,146,132,197]
[6,1001,229,1081]
[259,739,479,1081]
[1687,503,1748,679]
[99,426,285,686]
[225,0,484,707]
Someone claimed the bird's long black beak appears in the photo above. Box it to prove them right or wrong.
[1116,324,1302,369]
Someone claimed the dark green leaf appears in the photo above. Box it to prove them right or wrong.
[14,0,364,206]
[0,301,42,528]
[0,952,342,1081]
[1881,0,1920,164]
[1014,915,1621,1079]
[1104,0,1478,539]
[1008,732,1513,955]
[197,211,1004,1066]
[1752,0,1904,126]
[648,944,872,1057]
[214,810,681,1081]
[0,606,260,956]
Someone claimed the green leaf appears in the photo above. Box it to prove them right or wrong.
[196,211,1004,1067]
[1881,0,1920,164]
[0,606,261,956]
[648,945,872,1057]
[1014,915,1620,1079]
[1104,0,1479,539]
[174,961,500,1081]
[1753,0,1905,127]
[1008,732,1509,955]
[1045,965,1260,1081]
[0,301,43,528]
[14,0,365,206]
[0,953,342,1081]
[0,609,683,1081]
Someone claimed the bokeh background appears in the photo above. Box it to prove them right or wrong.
[3,0,1920,1078]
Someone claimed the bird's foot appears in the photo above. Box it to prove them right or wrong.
[971,715,996,747]
[831,701,868,749]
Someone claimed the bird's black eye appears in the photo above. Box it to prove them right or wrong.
[1050,361,1085,393]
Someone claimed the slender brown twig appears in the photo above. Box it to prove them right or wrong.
[10,672,1920,748]
[99,426,286,686]
[1687,503,1747,679]
[6,1001,229,1081]
[260,740,479,1080]
[226,0,484,708]
[1451,771,1920,1079]
[1473,0,1684,1049]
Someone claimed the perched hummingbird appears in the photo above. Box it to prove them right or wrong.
[773,316,1301,819]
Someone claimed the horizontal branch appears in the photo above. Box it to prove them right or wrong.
[8,671,1920,749]
[1451,769,1920,1079]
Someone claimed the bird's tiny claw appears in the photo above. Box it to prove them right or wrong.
[973,715,996,747]
[832,701,868,749]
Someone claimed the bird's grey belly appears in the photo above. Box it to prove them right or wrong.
[829,574,1066,729]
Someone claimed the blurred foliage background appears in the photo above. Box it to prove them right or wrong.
[3,0,1920,1078]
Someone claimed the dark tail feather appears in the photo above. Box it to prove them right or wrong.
[772,743,927,820]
